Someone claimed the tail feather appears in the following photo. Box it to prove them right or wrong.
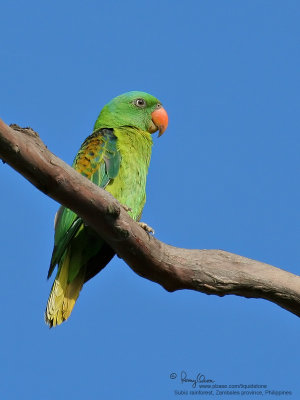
[61,268,86,322]
[45,251,85,328]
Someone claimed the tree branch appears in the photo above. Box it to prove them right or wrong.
[0,119,299,318]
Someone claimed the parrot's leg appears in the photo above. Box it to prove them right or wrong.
[138,222,155,234]
[121,204,154,233]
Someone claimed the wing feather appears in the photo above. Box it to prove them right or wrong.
[47,128,121,279]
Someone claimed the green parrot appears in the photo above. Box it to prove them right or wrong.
[45,91,168,327]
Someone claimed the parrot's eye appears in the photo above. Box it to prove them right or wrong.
[134,98,147,108]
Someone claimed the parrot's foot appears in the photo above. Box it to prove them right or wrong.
[121,204,132,213]
[138,222,155,234]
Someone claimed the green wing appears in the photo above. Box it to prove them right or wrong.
[47,128,121,279]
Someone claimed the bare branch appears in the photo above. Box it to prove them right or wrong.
[0,119,299,317]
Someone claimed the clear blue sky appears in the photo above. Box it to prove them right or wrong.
[1,1,299,399]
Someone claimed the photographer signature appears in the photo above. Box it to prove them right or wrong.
[170,371,215,388]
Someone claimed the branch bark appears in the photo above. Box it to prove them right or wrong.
[0,119,299,317]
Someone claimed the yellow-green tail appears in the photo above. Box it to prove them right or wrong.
[45,251,85,327]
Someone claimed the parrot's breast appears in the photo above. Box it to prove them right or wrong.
[105,127,153,220]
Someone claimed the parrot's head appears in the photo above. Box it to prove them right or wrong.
[94,91,168,137]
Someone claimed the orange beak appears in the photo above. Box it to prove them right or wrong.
[151,106,169,137]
